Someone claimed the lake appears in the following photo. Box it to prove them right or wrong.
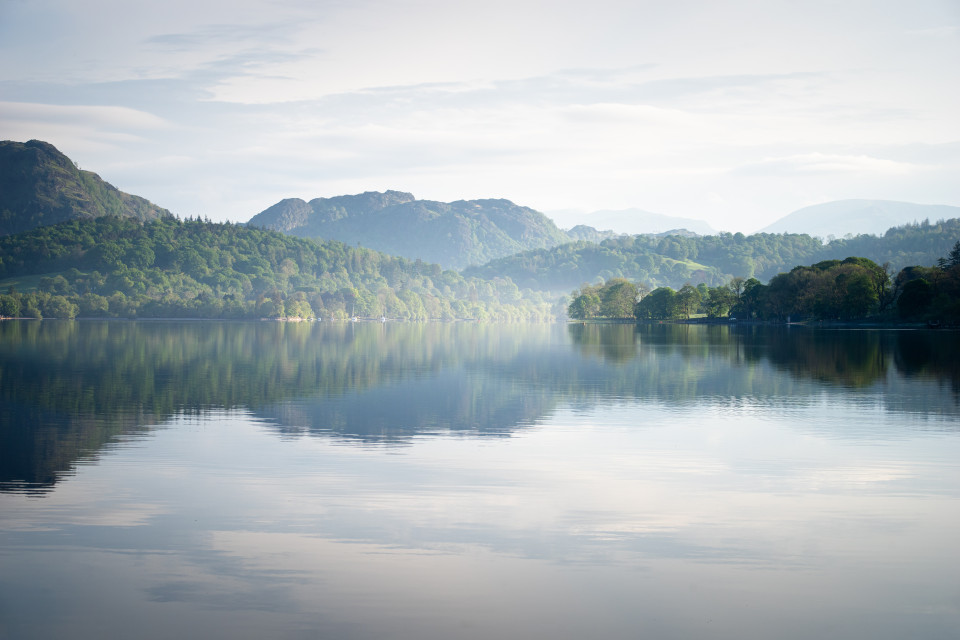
[1,320,958,639]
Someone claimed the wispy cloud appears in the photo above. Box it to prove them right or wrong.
[733,153,919,177]
[1,0,957,228]
[0,101,170,129]
[146,22,303,50]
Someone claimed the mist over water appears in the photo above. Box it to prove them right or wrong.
[1,321,958,639]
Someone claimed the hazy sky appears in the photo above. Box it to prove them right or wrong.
[1,0,957,231]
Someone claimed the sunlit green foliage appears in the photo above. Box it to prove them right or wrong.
[635,287,678,320]
[0,216,552,320]
[567,278,639,319]
[572,248,960,323]
[466,220,960,293]
[729,254,960,322]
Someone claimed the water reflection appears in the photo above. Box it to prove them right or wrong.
[2,321,960,640]
[1,320,958,493]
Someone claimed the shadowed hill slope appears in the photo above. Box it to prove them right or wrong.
[0,139,171,236]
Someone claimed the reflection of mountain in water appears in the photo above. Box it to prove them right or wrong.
[261,370,552,443]
[2,320,958,494]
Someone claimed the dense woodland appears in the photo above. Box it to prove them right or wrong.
[0,216,555,320]
[569,245,960,323]
[2,212,959,324]
[467,218,960,292]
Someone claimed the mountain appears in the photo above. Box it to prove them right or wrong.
[548,207,715,236]
[253,191,417,232]
[248,191,571,270]
[760,200,960,237]
[0,140,171,236]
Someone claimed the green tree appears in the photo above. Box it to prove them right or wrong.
[568,284,601,319]
[78,293,110,316]
[42,296,80,320]
[0,294,21,317]
[898,279,933,318]
[947,240,960,268]
[600,279,638,318]
[704,285,736,318]
[636,287,676,320]
[734,278,766,319]
[676,284,702,319]
[835,268,878,319]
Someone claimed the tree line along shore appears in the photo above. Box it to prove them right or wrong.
[568,245,960,325]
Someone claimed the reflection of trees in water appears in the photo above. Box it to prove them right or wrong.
[893,331,960,392]
[754,329,889,388]
[3,320,958,494]
[567,323,960,393]
[563,324,960,428]
[567,323,639,364]
[0,407,153,496]
[564,324,776,401]
[0,321,557,491]
[754,328,960,393]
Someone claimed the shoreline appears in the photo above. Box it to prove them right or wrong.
[570,317,954,330]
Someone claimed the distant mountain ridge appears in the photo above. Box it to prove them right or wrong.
[248,191,570,269]
[0,139,171,236]
[761,200,960,237]
[464,218,960,292]
[548,207,715,236]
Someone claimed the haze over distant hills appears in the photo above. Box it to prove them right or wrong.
[760,200,960,238]
[248,191,570,270]
[4,138,960,309]
[465,217,960,293]
[0,140,171,236]
[547,208,715,236]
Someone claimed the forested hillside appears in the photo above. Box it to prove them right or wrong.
[569,247,960,324]
[0,140,170,236]
[248,191,571,269]
[465,219,960,292]
[0,216,552,320]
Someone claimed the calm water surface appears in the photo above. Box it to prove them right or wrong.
[1,321,959,639]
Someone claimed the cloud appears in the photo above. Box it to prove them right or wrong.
[0,101,170,129]
[0,101,175,156]
[145,22,301,50]
[560,103,700,126]
[2,1,958,227]
[732,153,920,177]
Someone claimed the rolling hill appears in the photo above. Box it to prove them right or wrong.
[0,139,171,236]
[464,219,960,293]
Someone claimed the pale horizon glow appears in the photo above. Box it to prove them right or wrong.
[0,0,957,232]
